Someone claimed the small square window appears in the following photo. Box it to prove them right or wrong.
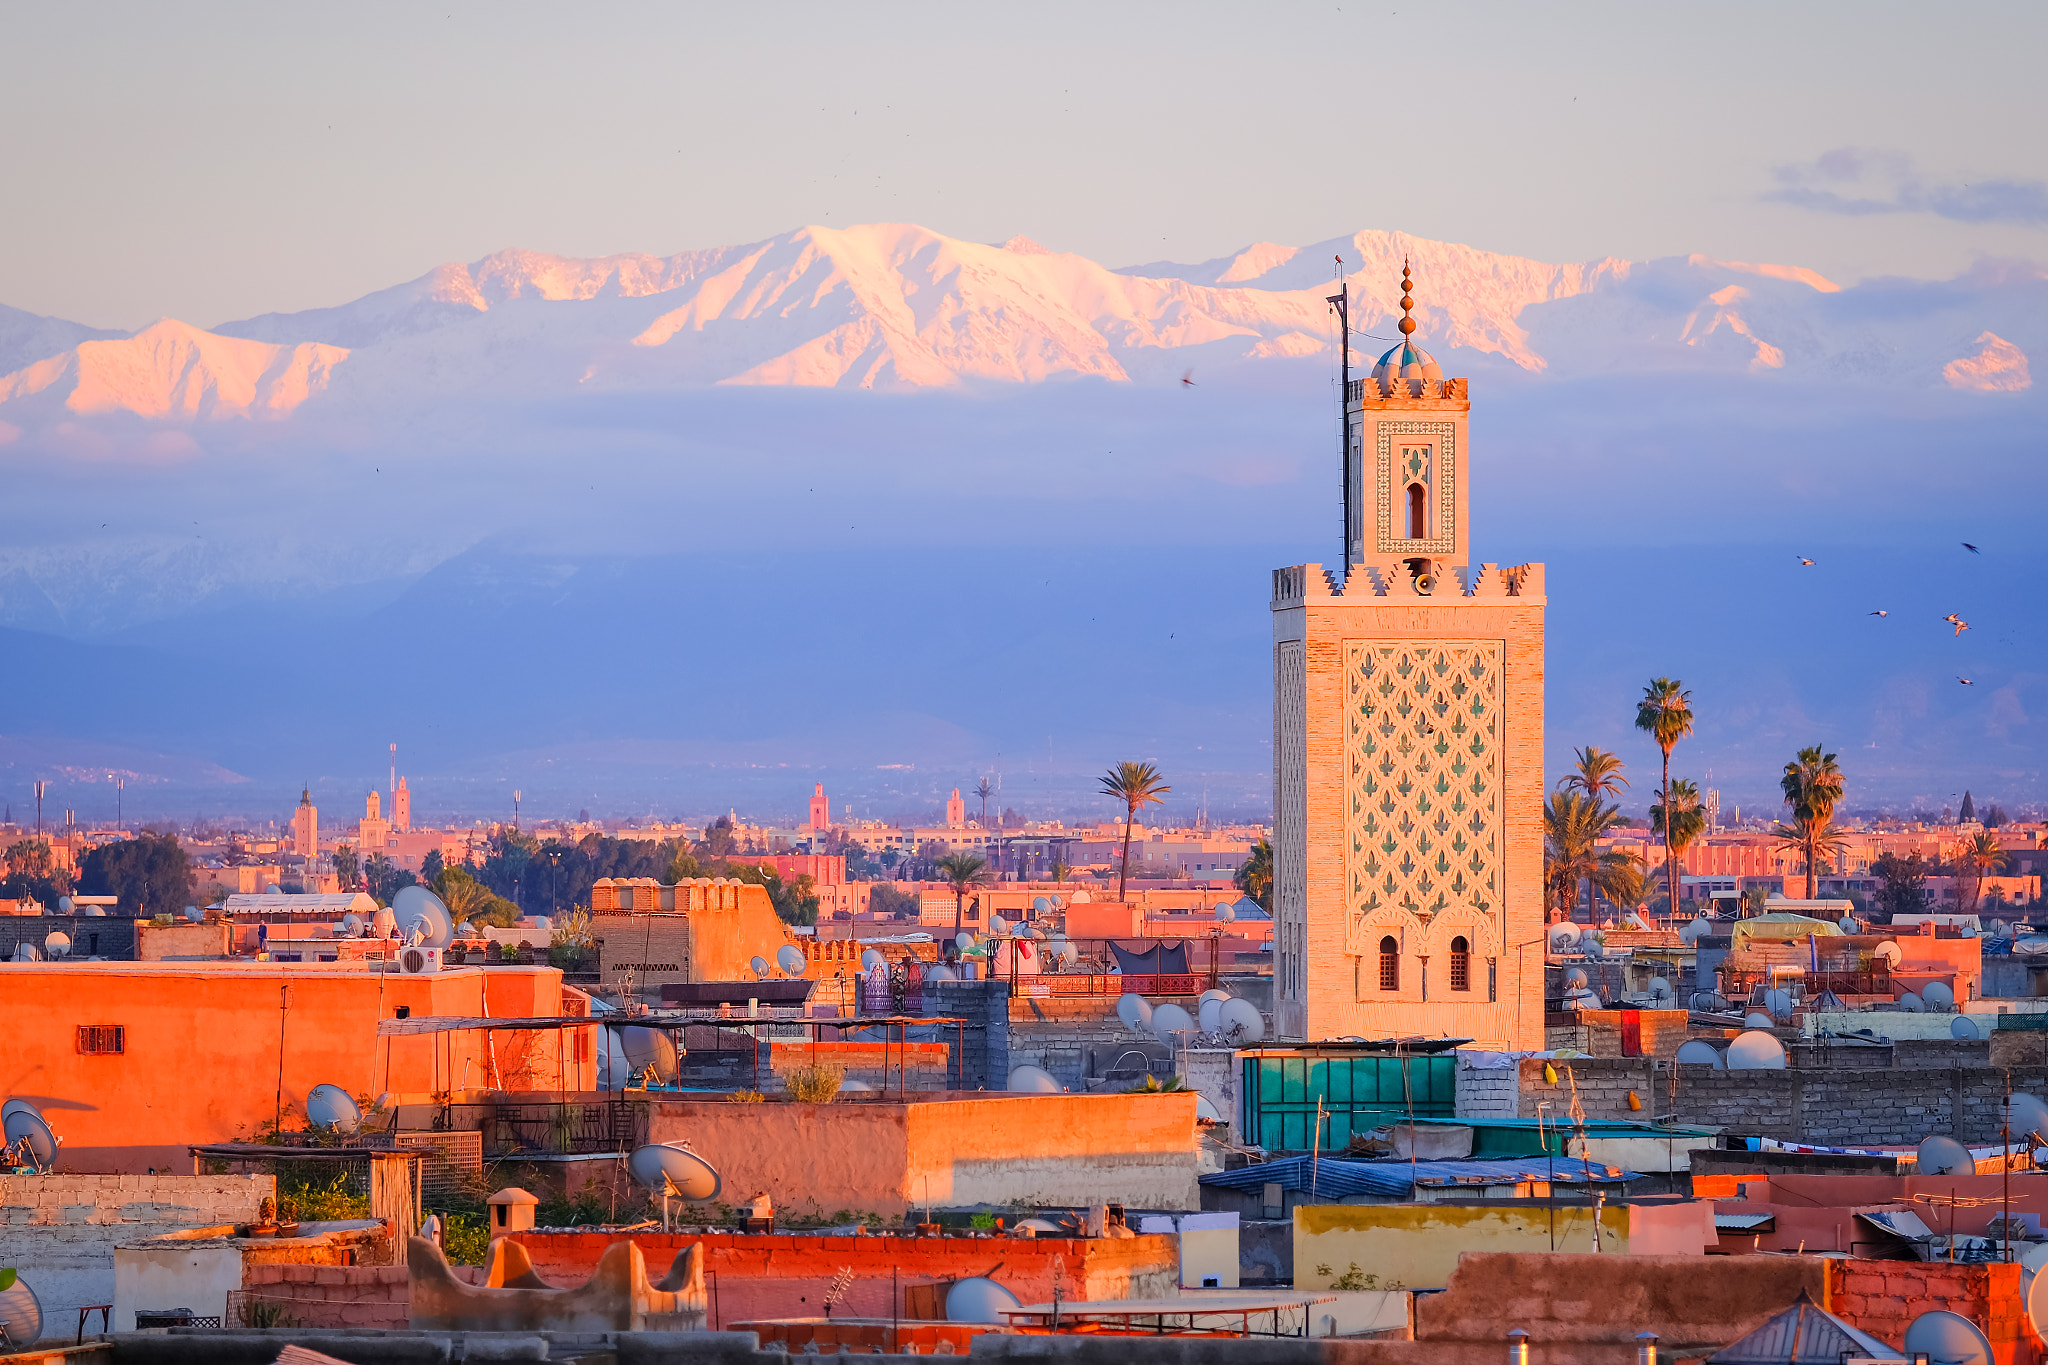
[77,1025,125,1054]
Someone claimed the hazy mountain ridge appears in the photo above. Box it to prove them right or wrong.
[4,223,2035,426]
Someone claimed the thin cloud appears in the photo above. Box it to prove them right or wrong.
[1764,148,2048,227]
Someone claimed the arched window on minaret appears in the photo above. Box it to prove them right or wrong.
[1450,936,1471,991]
[1378,935,1400,991]
[1406,483,1427,540]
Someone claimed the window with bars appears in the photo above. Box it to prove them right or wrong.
[1450,936,1471,992]
[77,1025,125,1054]
[1377,936,1399,991]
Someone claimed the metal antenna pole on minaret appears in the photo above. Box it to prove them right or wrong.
[1326,263,1351,581]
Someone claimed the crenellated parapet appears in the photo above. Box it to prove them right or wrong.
[1271,560,1546,607]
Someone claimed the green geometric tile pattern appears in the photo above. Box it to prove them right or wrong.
[1343,640,1502,951]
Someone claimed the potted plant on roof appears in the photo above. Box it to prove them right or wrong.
[249,1196,279,1238]
[275,1196,300,1238]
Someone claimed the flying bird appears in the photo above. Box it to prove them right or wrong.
[1943,614,1970,635]
[1868,610,1888,617]
[1963,542,1980,553]
[1959,677,1975,686]
[1181,369,1196,387]
[1796,556,1816,566]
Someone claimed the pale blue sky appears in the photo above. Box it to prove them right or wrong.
[6,0,2047,330]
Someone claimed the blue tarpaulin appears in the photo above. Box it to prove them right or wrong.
[1199,1154,1636,1200]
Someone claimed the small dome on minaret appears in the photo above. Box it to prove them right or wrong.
[1371,260,1443,383]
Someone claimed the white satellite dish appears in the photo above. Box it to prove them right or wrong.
[10,944,39,962]
[1549,922,1583,952]
[945,1277,1024,1324]
[989,914,1008,936]
[2010,1093,2048,1144]
[1675,1040,1725,1068]
[1727,1030,1787,1070]
[81,904,106,918]
[392,885,454,950]
[1898,990,1925,1013]
[618,1026,679,1083]
[1048,937,1075,966]
[1031,896,1050,914]
[0,1271,42,1353]
[1198,997,1224,1033]
[924,964,958,983]
[1952,1015,1982,1040]
[750,956,771,979]
[861,949,886,972]
[341,913,364,935]
[1679,917,1712,943]
[183,905,201,922]
[2026,1252,2048,1343]
[1647,976,1673,1004]
[1924,981,1956,1009]
[305,1084,363,1134]
[42,932,70,959]
[1744,1011,1778,1030]
[1916,1134,1974,1176]
[1874,941,1903,969]
[1152,1002,1193,1046]
[1563,967,1589,989]
[1116,994,1154,1031]
[954,932,975,953]
[1763,988,1793,1017]
[1193,1093,1223,1122]
[3,1100,60,1169]
[1219,998,1265,1043]
[775,944,806,976]
[1071,890,1091,903]
[627,1142,722,1201]
[1903,1310,1992,1365]
[1006,1064,1062,1093]
[1216,901,1236,923]
[56,897,72,913]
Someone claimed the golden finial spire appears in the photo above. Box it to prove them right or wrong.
[1398,259,1416,336]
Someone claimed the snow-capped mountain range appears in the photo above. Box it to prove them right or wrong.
[0,223,2036,423]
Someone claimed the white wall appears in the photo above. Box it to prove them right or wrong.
[113,1239,245,1331]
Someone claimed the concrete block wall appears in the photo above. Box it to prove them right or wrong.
[924,980,1008,1089]
[0,1173,272,1334]
[239,1264,409,1330]
[1177,1049,1237,1132]
[1454,1064,1517,1118]
[1008,1020,1166,1091]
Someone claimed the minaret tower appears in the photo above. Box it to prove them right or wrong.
[1270,261,1546,1045]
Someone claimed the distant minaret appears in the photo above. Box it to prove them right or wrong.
[394,777,412,833]
[292,787,319,860]
[807,783,830,830]
[1960,791,1976,823]
[946,788,966,829]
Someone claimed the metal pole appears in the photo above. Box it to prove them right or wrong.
[1326,281,1350,579]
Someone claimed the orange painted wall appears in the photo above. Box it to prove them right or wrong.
[0,962,593,1171]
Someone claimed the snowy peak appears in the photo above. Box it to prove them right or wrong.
[0,318,347,420]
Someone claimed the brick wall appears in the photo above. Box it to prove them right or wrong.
[237,1264,410,1330]
[0,1173,273,1329]
[1455,1063,1517,1118]
[1008,1020,1168,1091]
[923,980,1007,1089]
[1178,1049,1237,1132]
[1828,1259,2037,1365]
[1510,1058,2048,1146]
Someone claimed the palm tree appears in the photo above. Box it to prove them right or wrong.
[1647,779,1708,914]
[976,778,994,827]
[1236,838,1273,911]
[1778,746,1846,898]
[1956,831,2008,914]
[1772,811,1848,900]
[1543,791,1641,920]
[935,852,988,933]
[1558,746,1629,801]
[1098,761,1170,903]
[1048,859,1073,886]
[1634,679,1695,927]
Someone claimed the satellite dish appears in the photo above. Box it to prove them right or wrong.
[1194,1093,1223,1123]
[372,907,398,938]
[1839,915,1861,934]
[1198,997,1224,1034]
[1549,923,1583,952]
[3,1100,59,1168]
[618,1026,679,1083]
[839,1079,875,1093]
[42,932,70,959]
[1648,976,1673,1004]
[925,964,958,983]
[1006,1064,1062,1094]
[10,944,39,962]
[1563,967,1589,989]
[1049,937,1075,966]
[989,914,1008,936]
[81,904,106,918]
[1217,900,1236,923]
[56,897,72,914]
[1032,896,1050,914]
[0,1271,42,1353]
[954,932,974,953]
[2010,1093,2048,1144]
[1903,1310,1993,1365]
[266,883,283,894]
[1199,989,1231,1006]
[392,885,454,950]
[1679,918,1712,943]
[1014,1217,1063,1235]
[1898,990,1925,1013]
[1924,981,1956,1009]
[945,1276,1024,1324]
[1764,988,1793,1017]
[1874,941,1903,969]
[1071,890,1091,903]
[1675,1040,1725,1068]
[1219,998,1265,1043]
[750,956,770,979]
[1152,1002,1194,1046]
[1917,1134,1974,1176]
[1116,994,1154,1031]
[775,944,806,976]
[1952,1015,1982,1040]
[2026,1250,2048,1341]
[626,1143,722,1201]
[1744,1012,1777,1029]
[341,913,364,935]
[305,1084,362,1134]
[1727,1030,1787,1070]
[861,949,886,971]
[184,905,201,922]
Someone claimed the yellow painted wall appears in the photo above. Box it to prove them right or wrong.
[1294,1201,1628,1291]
